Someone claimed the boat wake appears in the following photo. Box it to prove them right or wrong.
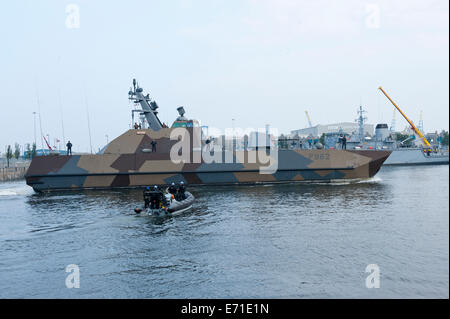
[0,184,33,197]
[357,176,382,184]
[307,176,383,186]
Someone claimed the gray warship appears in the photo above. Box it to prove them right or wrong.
[323,105,449,166]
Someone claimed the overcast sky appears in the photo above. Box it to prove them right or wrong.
[0,0,448,153]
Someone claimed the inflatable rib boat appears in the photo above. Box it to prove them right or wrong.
[135,191,195,217]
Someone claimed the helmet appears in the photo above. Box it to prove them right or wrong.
[180,181,184,185]
[153,185,158,189]
[146,186,150,190]
[171,182,175,186]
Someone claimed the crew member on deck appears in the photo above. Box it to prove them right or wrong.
[342,135,347,150]
[151,140,157,152]
[66,141,73,156]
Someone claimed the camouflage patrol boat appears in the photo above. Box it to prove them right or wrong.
[25,80,391,192]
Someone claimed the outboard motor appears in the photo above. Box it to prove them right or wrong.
[176,182,187,201]
[143,189,152,208]
[149,191,163,209]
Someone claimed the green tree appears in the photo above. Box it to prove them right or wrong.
[32,143,37,158]
[441,131,449,146]
[14,143,20,160]
[319,133,325,146]
[26,144,32,159]
[6,145,13,168]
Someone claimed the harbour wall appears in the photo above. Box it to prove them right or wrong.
[0,167,28,182]
[0,159,30,182]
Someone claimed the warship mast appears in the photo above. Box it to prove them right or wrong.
[128,79,163,130]
[356,105,367,142]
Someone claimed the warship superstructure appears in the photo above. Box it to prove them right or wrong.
[25,80,391,192]
[322,106,449,166]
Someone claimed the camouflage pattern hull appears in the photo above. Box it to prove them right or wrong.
[25,129,391,192]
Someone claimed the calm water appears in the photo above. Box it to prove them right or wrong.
[0,165,448,298]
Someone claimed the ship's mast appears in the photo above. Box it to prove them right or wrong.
[128,79,163,131]
[356,105,367,142]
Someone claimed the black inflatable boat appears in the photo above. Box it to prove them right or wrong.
[135,191,194,217]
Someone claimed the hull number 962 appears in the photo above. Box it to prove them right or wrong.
[308,153,330,160]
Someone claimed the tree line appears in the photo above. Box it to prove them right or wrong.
[2,143,36,168]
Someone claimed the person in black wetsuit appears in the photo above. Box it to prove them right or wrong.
[176,182,186,201]
[168,182,177,196]
[342,135,347,150]
[143,186,152,208]
[148,185,162,209]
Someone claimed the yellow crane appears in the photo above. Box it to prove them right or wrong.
[378,86,432,149]
[304,110,313,128]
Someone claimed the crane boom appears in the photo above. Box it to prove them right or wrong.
[378,86,431,149]
[304,110,312,128]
